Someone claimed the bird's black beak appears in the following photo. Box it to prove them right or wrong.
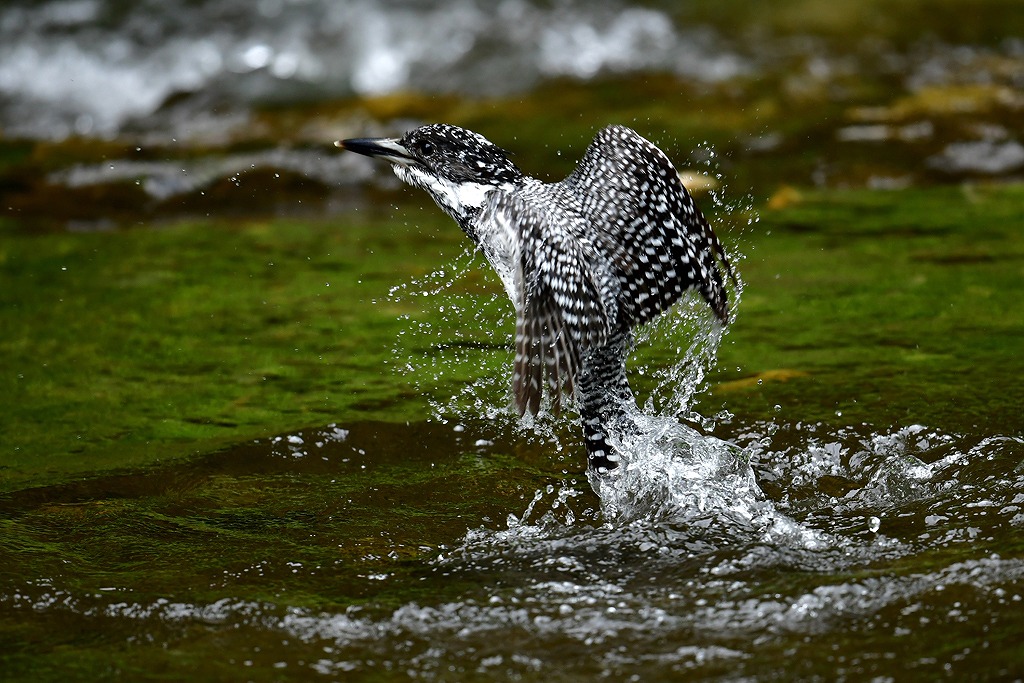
[335,137,416,165]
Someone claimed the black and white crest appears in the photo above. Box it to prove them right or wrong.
[339,124,523,235]
[399,124,523,187]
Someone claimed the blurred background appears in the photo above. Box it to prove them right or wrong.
[1,0,1022,227]
[4,0,749,138]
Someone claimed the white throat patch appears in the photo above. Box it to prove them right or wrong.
[396,165,503,220]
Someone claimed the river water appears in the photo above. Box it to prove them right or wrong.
[0,0,746,139]
[4,413,1022,679]
[2,0,1021,145]
[2,0,1024,680]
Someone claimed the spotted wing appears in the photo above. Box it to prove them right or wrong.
[480,192,612,417]
[560,125,733,326]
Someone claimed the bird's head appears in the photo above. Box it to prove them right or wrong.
[338,124,524,235]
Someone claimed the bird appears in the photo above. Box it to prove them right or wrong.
[337,124,733,474]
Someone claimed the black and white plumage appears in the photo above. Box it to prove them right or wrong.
[338,124,733,473]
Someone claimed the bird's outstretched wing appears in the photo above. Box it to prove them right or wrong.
[480,192,612,417]
[477,126,732,417]
[559,125,733,326]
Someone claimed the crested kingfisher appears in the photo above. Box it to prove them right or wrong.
[338,124,733,474]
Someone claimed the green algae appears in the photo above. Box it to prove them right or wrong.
[697,183,1024,434]
[2,183,1022,495]
[0,210,462,490]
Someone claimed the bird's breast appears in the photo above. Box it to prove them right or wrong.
[473,200,520,305]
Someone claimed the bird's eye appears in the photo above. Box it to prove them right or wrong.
[420,142,434,156]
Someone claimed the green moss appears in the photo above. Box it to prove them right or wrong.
[0,211,468,490]
[3,183,1021,495]
[687,183,1024,432]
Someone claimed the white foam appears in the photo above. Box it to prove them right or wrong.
[0,0,748,139]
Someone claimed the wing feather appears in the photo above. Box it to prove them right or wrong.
[475,126,732,417]
[559,125,734,325]
[483,192,611,416]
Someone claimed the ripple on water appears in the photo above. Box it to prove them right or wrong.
[1,417,1022,678]
[6,549,1022,676]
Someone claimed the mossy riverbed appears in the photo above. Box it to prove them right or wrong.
[2,182,1023,680]
[3,183,1022,492]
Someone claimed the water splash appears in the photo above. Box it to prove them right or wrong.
[2,418,1021,679]
[592,416,769,525]
[384,244,574,456]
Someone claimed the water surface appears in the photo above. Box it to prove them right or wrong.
[3,417,1022,680]
[2,1,1024,680]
